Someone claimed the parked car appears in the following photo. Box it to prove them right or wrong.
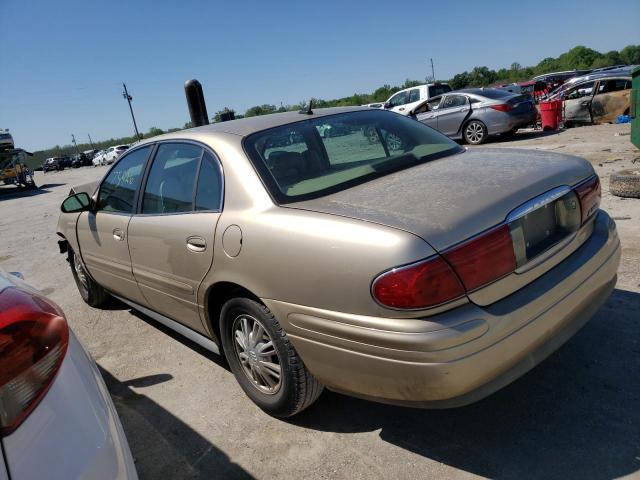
[104,145,129,164]
[410,88,537,144]
[71,153,92,168]
[558,75,632,127]
[42,157,65,172]
[57,107,619,417]
[547,66,636,100]
[92,149,107,166]
[0,269,137,479]
[0,130,14,150]
[383,83,452,115]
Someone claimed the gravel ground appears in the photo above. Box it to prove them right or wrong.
[0,123,638,480]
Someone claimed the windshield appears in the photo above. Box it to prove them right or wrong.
[244,110,462,203]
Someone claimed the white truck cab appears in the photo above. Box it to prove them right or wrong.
[383,83,452,115]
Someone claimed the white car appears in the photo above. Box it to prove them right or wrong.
[92,149,107,166]
[382,83,452,115]
[0,130,14,149]
[104,145,129,165]
[0,269,137,480]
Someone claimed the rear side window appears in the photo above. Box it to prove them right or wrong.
[428,84,452,97]
[408,89,421,103]
[440,95,468,109]
[195,151,223,211]
[142,143,201,214]
[98,146,151,213]
[597,79,631,94]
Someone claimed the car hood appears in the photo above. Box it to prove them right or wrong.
[288,148,595,251]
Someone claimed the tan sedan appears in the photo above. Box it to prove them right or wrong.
[57,107,620,416]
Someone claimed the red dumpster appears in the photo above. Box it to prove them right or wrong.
[540,100,563,131]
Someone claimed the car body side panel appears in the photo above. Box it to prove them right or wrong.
[192,130,446,320]
[76,211,148,305]
[127,213,220,333]
[2,332,137,480]
[435,104,470,136]
[591,89,631,124]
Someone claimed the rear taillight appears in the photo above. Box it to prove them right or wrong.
[575,175,601,223]
[489,103,514,112]
[0,288,68,435]
[372,256,465,309]
[442,224,516,292]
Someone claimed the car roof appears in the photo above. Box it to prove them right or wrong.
[138,106,369,143]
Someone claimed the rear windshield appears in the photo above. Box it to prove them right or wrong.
[244,110,462,203]
[428,84,452,97]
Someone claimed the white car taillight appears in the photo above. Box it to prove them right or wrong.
[0,288,68,435]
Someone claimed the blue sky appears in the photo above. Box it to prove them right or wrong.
[1,0,638,151]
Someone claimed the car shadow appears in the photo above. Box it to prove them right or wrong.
[99,366,253,479]
[0,183,66,200]
[289,288,640,480]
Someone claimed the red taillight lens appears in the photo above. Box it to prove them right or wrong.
[0,288,68,435]
[575,175,601,223]
[372,256,465,309]
[443,224,516,292]
[489,103,514,112]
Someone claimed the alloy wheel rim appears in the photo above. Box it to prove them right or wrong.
[466,123,484,143]
[232,314,282,395]
[74,253,89,289]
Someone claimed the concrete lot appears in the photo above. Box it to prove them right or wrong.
[1,123,639,479]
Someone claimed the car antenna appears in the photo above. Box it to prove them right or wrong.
[299,99,314,115]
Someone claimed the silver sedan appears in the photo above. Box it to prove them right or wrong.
[410,88,537,144]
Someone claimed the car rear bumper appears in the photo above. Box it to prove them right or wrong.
[265,210,620,407]
[1,332,138,479]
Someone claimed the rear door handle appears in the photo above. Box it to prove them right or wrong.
[186,236,207,253]
[398,107,405,111]
[113,228,125,241]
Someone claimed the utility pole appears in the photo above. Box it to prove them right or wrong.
[71,134,80,155]
[88,133,95,150]
[430,58,436,82]
[122,83,142,141]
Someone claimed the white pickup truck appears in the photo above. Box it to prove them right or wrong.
[382,83,452,115]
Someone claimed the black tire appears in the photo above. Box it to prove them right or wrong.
[68,248,109,307]
[463,120,488,145]
[220,297,323,417]
[610,169,640,198]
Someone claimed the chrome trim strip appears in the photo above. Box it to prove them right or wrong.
[111,294,220,355]
[506,185,571,222]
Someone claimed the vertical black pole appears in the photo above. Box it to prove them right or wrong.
[122,83,142,140]
[184,79,209,127]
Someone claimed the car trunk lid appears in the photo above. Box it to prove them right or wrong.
[289,148,597,306]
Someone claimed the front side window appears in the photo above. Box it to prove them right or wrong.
[244,110,461,202]
[566,82,594,99]
[98,146,151,213]
[388,91,408,107]
[142,143,202,214]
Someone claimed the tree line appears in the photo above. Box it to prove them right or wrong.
[27,44,639,170]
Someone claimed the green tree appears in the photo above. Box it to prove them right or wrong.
[619,45,640,65]
[146,127,164,138]
[245,104,278,117]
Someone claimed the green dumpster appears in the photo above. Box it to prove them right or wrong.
[632,66,640,149]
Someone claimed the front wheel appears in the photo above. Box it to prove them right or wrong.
[463,120,488,145]
[69,248,109,307]
[220,297,323,417]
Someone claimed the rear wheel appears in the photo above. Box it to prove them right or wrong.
[69,248,109,307]
[220,297,323,417]
[463,120,488,145]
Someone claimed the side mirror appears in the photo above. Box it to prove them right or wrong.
[383,102,391,109]
[61,192,93,213]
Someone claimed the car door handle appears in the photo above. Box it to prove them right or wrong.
[398,107,405,111]
[113,228,125,241]
[186,236,207,253]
